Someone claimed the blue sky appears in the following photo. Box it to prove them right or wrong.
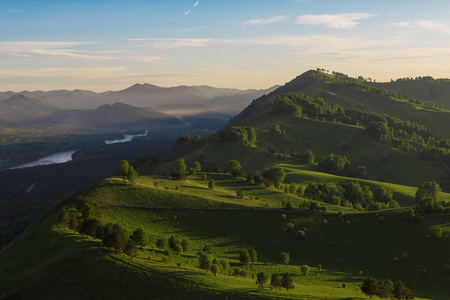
[1,0,450,91]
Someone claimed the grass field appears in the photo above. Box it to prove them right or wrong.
[2,174,450,299]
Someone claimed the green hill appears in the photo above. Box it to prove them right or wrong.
[2,175,450,299]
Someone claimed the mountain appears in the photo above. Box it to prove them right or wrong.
[41,102,188,129]
[0,85,278,118]
[0,94,60,123]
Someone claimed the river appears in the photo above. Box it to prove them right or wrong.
[104,131,149,144]
[10,150,77,170]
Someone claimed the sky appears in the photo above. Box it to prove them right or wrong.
[1,0,450,91]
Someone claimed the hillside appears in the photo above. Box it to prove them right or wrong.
[231,70,450,139]
[1,175,450,299]
[367,77,450,108]
[0,94,60,123]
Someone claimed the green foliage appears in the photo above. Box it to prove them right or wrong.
[208,179,215,190]
[226,160,245,178]
[300,265,310,276]
[239,249,251,265]
[130,227,146,246]
[188,167,197,176]
[270,273,281,290]
[124,238,138,258]
[279,252,290,264]
[58,207,69,227]
[198,251,212,271]
[281,272,295,291]
[175,158,187,173]
[318,154,350,176]
[115,160,130,178]
[393,280,412,300]
[217,126,257,146]
[255,272,268,290]
[236,189,244,199]
[360,277,378,298]
[249,248,257,263]
[262,167,286,188]
[193,161,202,172]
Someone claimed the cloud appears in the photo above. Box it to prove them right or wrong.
[194,1,199,7]
[184,9,191,16]
[388,20,450,34]
[127,38,211,49]
[296,13,375,29]
[246,15,289,25]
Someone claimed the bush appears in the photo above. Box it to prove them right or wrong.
[301,265,310,276]
[296,230,306,240]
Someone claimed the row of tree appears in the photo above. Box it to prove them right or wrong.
[361,277,412,299]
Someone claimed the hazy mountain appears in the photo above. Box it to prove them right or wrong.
[0,94,60,123]
[41,102,187,129]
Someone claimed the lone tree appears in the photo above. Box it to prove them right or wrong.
[124,238,138,258]
[361,277,378,298]
[270,273,281,290]
[300,265,310,276]
[281,273,295,291]
[198,252,212,271]
[256,272,268,290]
[416,181,440,202]
[208,179,215,190]
[226,160,245,178]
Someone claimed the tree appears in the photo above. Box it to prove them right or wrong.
[198,252,212,271]
[236,189,244,199]
[393,280,412,300]
[281,272,295,291]
[188,167,197,176]
[239,249,251,265]
[279,252,290,264]
[415,181,440,202]
[68,215,78,232]
[130,227,146,246]
[193,161,202,172]
[124,238,138,258]
[181,237,190,252]
[208,179,215,190]
[219,258,230,270]
[226,160,245,178]
[300,265,310,276]
[156,238,165,249]
[126,165,138,185]
[262,167,286,188]
[249,248,257,263]
[361,277,378,298]
[81,204,95,220]
[176,158,187,172]
[115,160,130,178]
[288,182,298,194]
[254,172,264,185]
[377,279,393,299]
[210,263,221,276]
[270,273,281,290]
[256,272,268,290]
[58,207,69,227]
[79,218,101,238]
[374,186,393,203]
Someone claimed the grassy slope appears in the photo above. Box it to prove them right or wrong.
[2,176,450,299]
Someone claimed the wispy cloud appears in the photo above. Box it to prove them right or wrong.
[246,15,289,25]
[388,20,450,34]
[194,1,199,7]
[127,38,211,49]
[0,41,162,61]
[184,9,191,16]
[297,13,375,29]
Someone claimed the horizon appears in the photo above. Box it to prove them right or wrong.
[1,0,450,92]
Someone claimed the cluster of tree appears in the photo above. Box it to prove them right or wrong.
[133,154,163,175]
[197,250,231,276]
[173,134,193,149]
[271,92,450,168]
[115,160,138,185]
[361,277,412,299]
[288,150,315,164]
[239,248,258,265]
[58,202,146,258]
[414,181,450,214]
[247,167,287,188]
[167,235,190,253]
[226,160,246,178]
[256,272,295,291]
[304,181,399,211]
[318,153,367,178]
[215,126,257,146]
